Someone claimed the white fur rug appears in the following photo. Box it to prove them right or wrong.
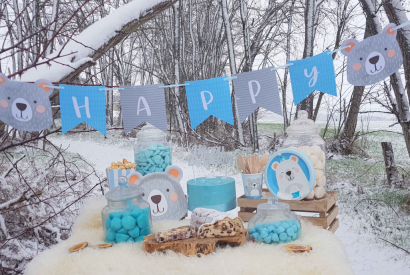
[24,197,353,275]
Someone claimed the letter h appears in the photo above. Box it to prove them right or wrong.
[72,96,91,118]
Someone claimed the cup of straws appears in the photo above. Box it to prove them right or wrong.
[237,154,269,199]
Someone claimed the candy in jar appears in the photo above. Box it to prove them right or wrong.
[101,177,152,243]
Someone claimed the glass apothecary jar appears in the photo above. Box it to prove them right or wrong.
[134,124,172,176]
[283,110,326,199]
[102,177,152,243]
[248,197,301,244]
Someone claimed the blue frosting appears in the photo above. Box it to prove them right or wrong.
[187,177,236,211]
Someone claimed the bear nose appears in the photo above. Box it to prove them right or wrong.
[369,55,379,65]
[151,195,162,204]
[16,103,27,111]
[286,171,292,176]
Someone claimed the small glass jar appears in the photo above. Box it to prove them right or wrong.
[283,110,326,199]
[102,177,152,243]
[134,124,172,176]
[248,197,301,244]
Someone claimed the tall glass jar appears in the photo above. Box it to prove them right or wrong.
[283,110,326,199]
[134,124,172,176]
[248,197,301,244]
[102,177,152,243]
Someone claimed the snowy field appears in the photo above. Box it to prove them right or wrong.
[42,120,410,275]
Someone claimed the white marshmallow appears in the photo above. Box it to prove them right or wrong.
[317,175,326,187]
[315,160,325,170]
[309,155,319,166]
[315,169,324,180]
[305,189,315,200]
[320,150,326,163]
[298,146,312,156]
[311,145,323,157]
[314,186,326,199]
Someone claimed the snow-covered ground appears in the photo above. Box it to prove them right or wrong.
[46,121,410,275]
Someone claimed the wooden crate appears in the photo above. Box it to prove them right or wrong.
[238,189,339,233]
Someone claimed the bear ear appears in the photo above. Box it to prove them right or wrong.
[340,39,358,56]
[165,165,183,182]
[128,172,143,184]
[290,155,298,162]
[34,79,53,96]
[271,162,279,170]
[0,73,9,86]
[383,23,397,39]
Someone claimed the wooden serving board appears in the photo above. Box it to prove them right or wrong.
[143,226,247,256]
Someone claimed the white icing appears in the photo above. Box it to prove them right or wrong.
[190,208,237,235]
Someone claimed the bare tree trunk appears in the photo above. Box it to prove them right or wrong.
[221,0,244,146]
[381,142,400,186]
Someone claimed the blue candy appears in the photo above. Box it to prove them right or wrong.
[129,227,140,238]
[105,218,111,229]
[141,227,151,236]
[110,217,122,231]
[109,212,122,219]
[286,228,295,236]
[257,236,264,242]
[255,223,263,230]
[260,230,269,238]
[116,233,130,243]
[117,228,128,234]
[271,233,279,243]
[291,225,298,232]
[106,228,116,241]
[142,207,150,216]
[291,234,298,240]
[252,232,260,239]
[137,214,149,229]
[276,226,285,234]
[131,207,143,219]
[281,222,290,230]
[126,237,135,243]
[248,228,256,234]
[268,226,275,232]
[122,211,131,216]
[122,215,136,230]
[286,236,292,242]
[279,232,287,241]
[264,235,272,244]
[135,236,145,242]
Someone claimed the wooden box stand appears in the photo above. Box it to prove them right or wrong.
[237,190,339,233]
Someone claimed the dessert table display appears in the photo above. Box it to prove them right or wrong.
[24,197,353,275]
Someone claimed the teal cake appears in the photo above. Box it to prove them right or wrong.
[187,177,236,212]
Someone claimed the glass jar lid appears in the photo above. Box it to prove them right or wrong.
[287,110,320,135]
[137,124,166,141]
[105,176,143,202]
[257,196,290,216]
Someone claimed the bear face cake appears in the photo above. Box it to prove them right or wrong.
[127,165,188,222]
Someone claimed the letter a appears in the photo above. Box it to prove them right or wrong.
[248,80,261,104]
[200,91,213,110]
[72,96,91,118]
[137,96,151,116]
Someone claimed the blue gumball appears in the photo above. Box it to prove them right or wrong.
[135,236,145,242]
[137,214,149,229]
[286,236,292,242]
[271,233,279,243]
[141,227,151,236]
[126,237,135,243]
[264,235,272,244]
[257,236,264,243]
[117,228,128,234]
[106,228,116,241]
[281,221,290,230]
[128,227,140,238]
[142,207,150,216]
[248,228,256,234]
[268,226,275,232]
[279,232,287,241]
[116,233,130,243]
[131,207,143,219]
[109,212,122,219]
[286,228,295,236]
[260,230,269,238]
[252,232,260,240]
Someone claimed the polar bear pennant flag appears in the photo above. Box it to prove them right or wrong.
[288,51,338,105]
[340,23,403,86]
[60,84,107,135]
[0,73,54,132]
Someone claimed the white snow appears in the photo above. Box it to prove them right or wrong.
[20,0,167,82]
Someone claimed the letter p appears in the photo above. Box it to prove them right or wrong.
[200,91,213,110]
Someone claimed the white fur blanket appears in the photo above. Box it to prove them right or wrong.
[24,197,353,275]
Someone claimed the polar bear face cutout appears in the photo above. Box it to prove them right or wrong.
[0,73,53,132]
[341,23,403,86]
[127,165,187,222]
[271,155,311,200]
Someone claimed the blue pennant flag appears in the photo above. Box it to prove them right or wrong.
[185,77,234,129]
[60,84,106,135]
[289,50,338,105]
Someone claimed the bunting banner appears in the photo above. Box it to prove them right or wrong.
[340,23,403,86]
[0,73,54,132]
[60,84,106,135]
[289,50,338,105]
[232,67,282,122]
[119,84,168,133]
[185,76,234,129]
